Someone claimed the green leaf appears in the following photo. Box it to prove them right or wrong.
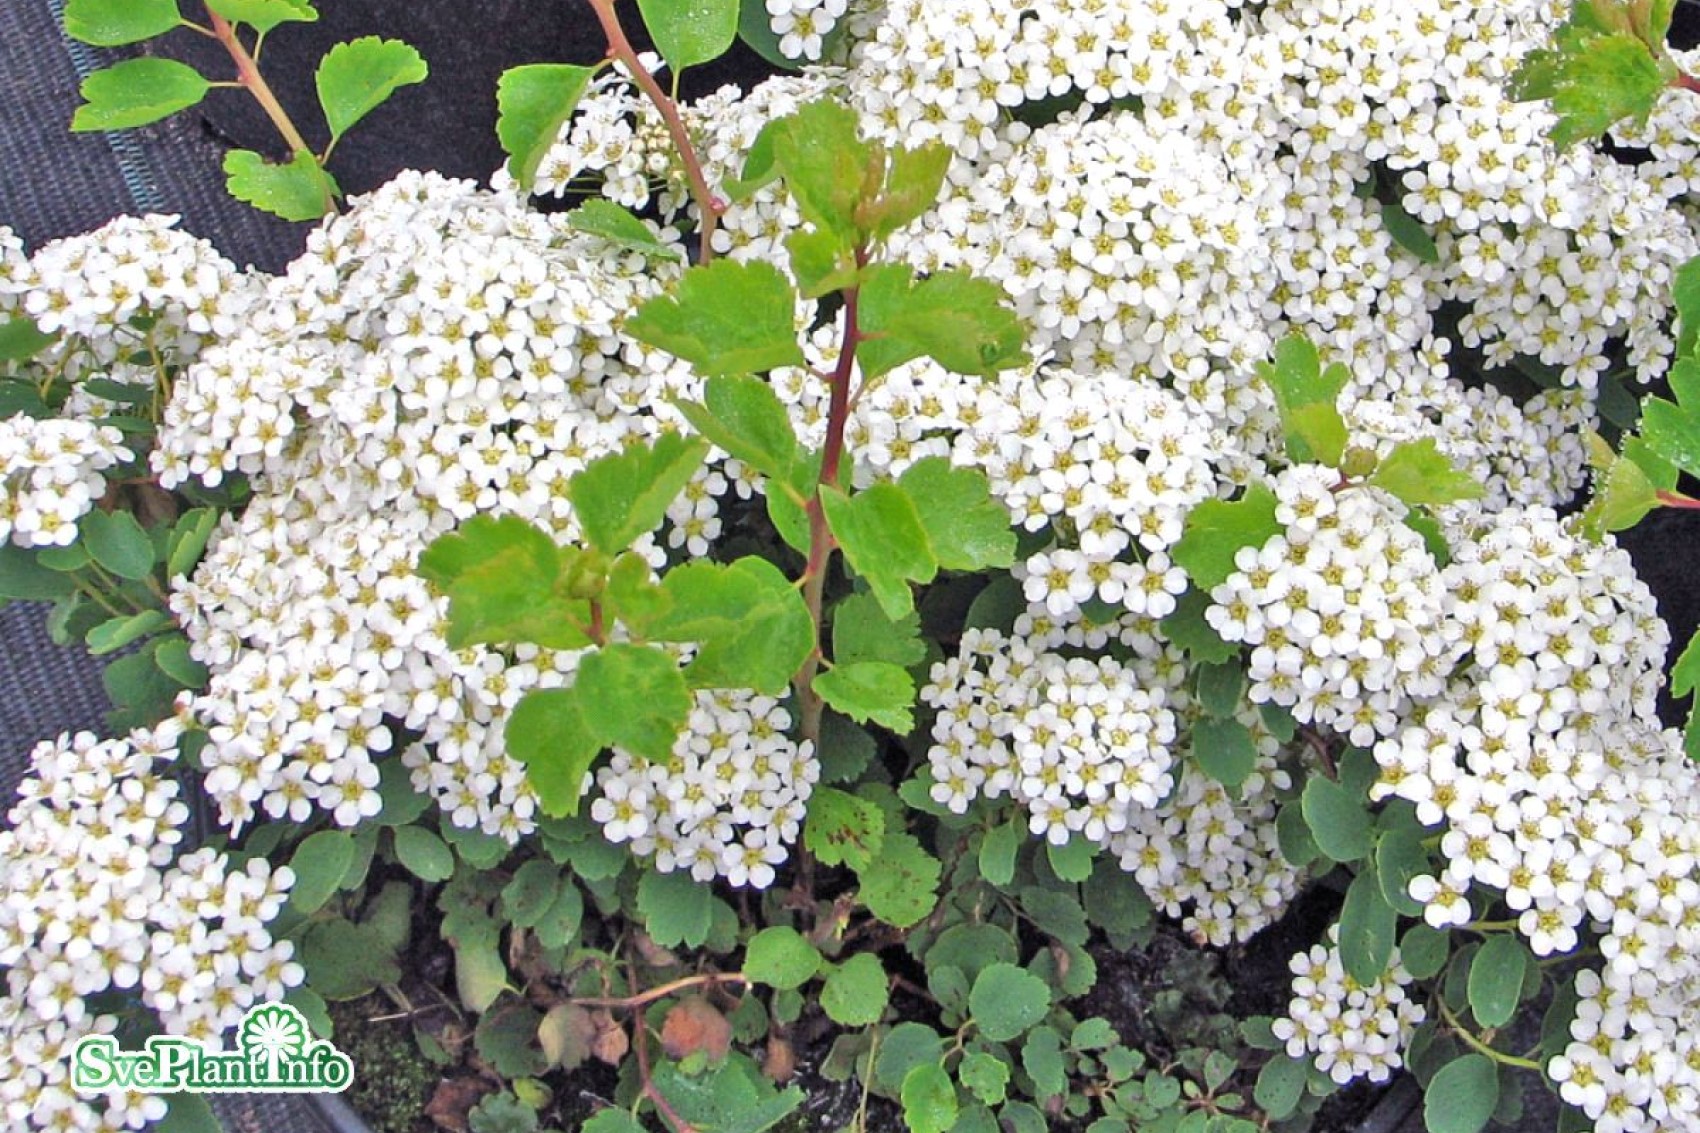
[496,64,600,191]
[393,826,455,883]
[1194,660,1244,718]
[626,260,804,377]
[969,963,1051,1042]
[81,508,155,581]
[636,0,739,73]
[897,458,1016,572]
[1377,200,1439,264]
[856,264,1029,379]
[582,1110,648,1133]
[476,999,547,1077]
[505,688,601,817]
[637,868,714,948]
[1254,1056,1307,1120]
[204,0,317,32]
[1366,439,1484,508]
[1423,1054,1499,1133]
[153,635,210,689]
[957,1050,1008,1107]
[1160,588,1239,663]
[857,830,940,928]
[1172,485,1281,591]
[1511,22,1672,150]
[85,609,171,655]
[978,819,1023,888]
[1191,716,1258,791]
[744,927,821,990]
[803,786,884,871]
[1046,836,1095,884]
[166,507,219,578]
[1301,775,1374,863]
[569,431,710,555]
[1082,862,1153,948]
[1400,923,1451,981]
[768,99,868,243]
[288,830,357,916]
[575,643,690,762]
[468,1093,540,1133]
[566,198,682,259]
[418,515,591,650]
[650,556,813,694]
[101,645,181,731]
[1257,333,1350,467]
[1375,827,1431,917]
[1639,358,1700,473]
[1467,935,1527,1029]
[864,142,952,244]
[786,229,861,299]
[316,36,427,141]
[1023,1027,1066,1100]
[673,374,798,485]
[0,317,58,364]
[1338,867,1397,985]
[1673,253,1700,358]
[651,1055,805,1133]
[1673,630,1700,699]
[64,0,180,46]
[821,953,889,1027]
[501,859,562,929]
[302,916,399,1000]
[821,483,937,621]
[901,1062,959,1133]
[222,150,338,222]
[833,591,925,670]
[815,661,915,734]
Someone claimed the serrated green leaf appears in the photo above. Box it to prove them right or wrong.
[1673,630,1700,698]
[205,0,316,32]
[288,830,357,916]
[500,859,561,929]
[636,0,738,73]
[1082,862,1152,948]
[1338,867,1397,985]
[900,1062,957,1133]
[81,508,156,580]
[803,786,884,871]
[582,1108,647,1133]
[673,374,798,485]
[1172,485,1281,591]
[637,868,714,948]
[316,36,427,141]
[505,688,601,817]
[1512,24,1671,150]
[786,229,860,298]
[650,556,814,694]
[496,64,600,191]
[1378,199,1439,264]
[0,317,57,364]
[863,141,951,244]
[1467,935,1527,1028]
[815,661,915,734]
[856,264,1028,379]
[1366,439,1484,507]
[222,150,338,222]
[818,712,876,783]
[1301,775,1374,863]
[876,1024,947,1093]
[821,953,889,1026]
[86,609,171,655]
[1191,716,1258,791]
[1639,360,1700,473]
[1160,588,1239,663]
[832,591,925,670]
[575,643,690,762]
[897,458,1016,573]
[567,198,683,260]
[857,829,940,927]
[744,927,820,990]
[1673,254,1700,358]
[768,99,868,243]
[969,963,1051,1042]
[626,260,804,377]
[418,515,592,650]
[1403,510,1452,565]
[1423,1054,1499,1133]
[475,999,547,1077]
[821,483,936,621]
[1257,334,1349,467]
[64,0,181,46]
[570,431,709,555]
[652,1054,805,1133]
[978,819,1023,888]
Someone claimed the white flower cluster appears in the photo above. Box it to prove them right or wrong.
[594,689,816,888]
[0,417,132,547]
[922,605,1311,946]
[1206,465,1455,747]
[0,724,300,1133]
[1273,925,1427,1086]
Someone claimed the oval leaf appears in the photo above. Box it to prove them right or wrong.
[497,63,599,191]
[1424,1054,1499,1133]
[65,0,181,46]
[72,58,209,131]
[316,36,428,141]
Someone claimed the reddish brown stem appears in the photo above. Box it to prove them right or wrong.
[584,0,723,262]
[572,971,747,1010]
[204,8,334,214]
[1656,489,1700,509]
[1676,70,1700,97]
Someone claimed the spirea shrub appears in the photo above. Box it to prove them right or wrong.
[7,0,1700,1131]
